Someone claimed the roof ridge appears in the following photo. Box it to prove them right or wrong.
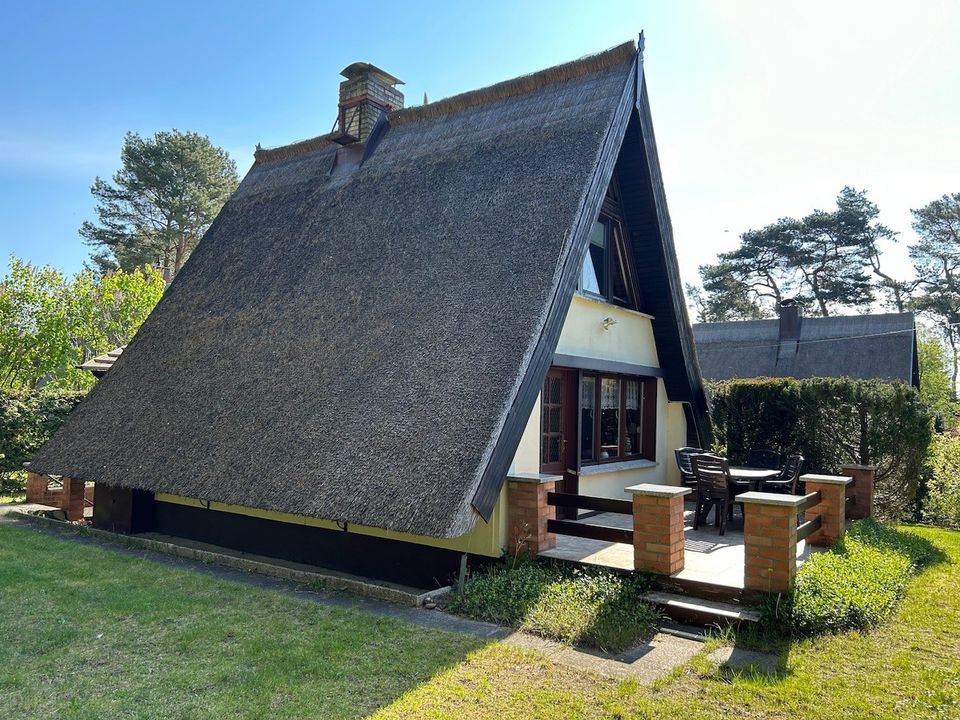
[391,41,637,126]
[253,134,335,165]
[252,41,637,166]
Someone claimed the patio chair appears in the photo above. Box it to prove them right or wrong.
[690,453,736,536]
[674,446,702,489]
[745,448,783,470]
[761,453,805,494]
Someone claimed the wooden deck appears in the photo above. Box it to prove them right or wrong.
[539,507,818,589]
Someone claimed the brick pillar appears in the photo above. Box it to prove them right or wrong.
[738,491,805,593]
[627,484,690,575]
[62,476,86,521]
[839,465,875,520]
[506,473,559,556]
[802,474,852,547]
[26,472,49,504]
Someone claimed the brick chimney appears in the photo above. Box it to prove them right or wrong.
[334,63,404,145]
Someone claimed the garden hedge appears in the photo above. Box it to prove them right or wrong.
[0,389,86,479]
[708,377,932,519]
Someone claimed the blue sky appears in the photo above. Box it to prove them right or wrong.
[2,0,958,288]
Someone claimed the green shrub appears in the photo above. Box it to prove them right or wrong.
[921,433,960,529]
[0,389,86,480]
[762,520,943,635]
[709,377,932,519]
[448,560,656,652]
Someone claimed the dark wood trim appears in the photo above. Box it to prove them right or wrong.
[797,491,822,513]
[547,519,633,544]
[796,514,823,542]
[151,500,489,590]
[547,491,633,515]
[641,376,657,461]
[470,56,639,521]
[553,353,664,378]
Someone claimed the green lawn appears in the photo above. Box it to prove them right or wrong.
[1,523,959,719]
[0,525,485,719]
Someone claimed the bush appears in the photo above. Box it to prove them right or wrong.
[448,560,657,652]
[921,433,960,529]
[709,377,932,519]
[762,520,943,635]
[0,389,86,480]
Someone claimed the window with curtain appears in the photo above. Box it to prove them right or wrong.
[578,372,655,464]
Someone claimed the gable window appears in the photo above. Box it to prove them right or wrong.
[579,216,639,310]
[580,372,655,463]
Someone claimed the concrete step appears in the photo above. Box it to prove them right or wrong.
[654,574,745,603]
[643,591,761,627]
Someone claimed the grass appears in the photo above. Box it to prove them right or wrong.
[762,519,946,635]
[0,524,485,719]
[3,522,960,719]
[375,525,960,719]
[447,559,656,652]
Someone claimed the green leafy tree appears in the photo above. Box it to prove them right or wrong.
[81,130,239,275]
[909,193,960,395]
[0,257,165,390]
[694,188,900,319]
[916,328,957,428]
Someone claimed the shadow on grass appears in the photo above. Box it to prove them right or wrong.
[0,522,492,719]
[707,521,950,684]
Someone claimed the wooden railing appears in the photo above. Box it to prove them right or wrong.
[546,492,632,515]
[546,492,633,545]
[796,491,823,542]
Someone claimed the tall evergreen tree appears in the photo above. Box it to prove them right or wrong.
[81,130,239,276]
[694,188,898,318]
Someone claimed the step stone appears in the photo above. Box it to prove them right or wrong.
[643,590,761,626]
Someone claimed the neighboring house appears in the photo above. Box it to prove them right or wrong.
[693,301,919,387]
[32,39,709,588]
[78,346,125,378]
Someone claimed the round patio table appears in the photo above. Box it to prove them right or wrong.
[729,466,781,492]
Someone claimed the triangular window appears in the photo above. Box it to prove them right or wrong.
[578,213,639,311]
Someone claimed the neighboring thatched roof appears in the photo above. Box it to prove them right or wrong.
[32,39,706,538]
[693,313,919,387]
[78,346,125,377]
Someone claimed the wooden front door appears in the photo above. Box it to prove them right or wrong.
[540,368,579,519]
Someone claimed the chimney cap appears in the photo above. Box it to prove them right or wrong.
[339,62,404,86]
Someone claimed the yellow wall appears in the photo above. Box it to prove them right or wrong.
[510,292,688,502]
[556,294,660,366]
[155,486,508,558]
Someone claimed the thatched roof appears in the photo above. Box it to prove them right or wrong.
[32,39,705,537]
[693,313,919,387]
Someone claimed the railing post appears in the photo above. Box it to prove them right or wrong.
[506,473,559,557]
[839,465,876,520]
[62,476,86,521]
[801,474,852,546]
[738,492,807,594]
[626,484,690,575]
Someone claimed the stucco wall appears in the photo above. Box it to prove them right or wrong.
[510,292,688,504]
[556,294,660,366]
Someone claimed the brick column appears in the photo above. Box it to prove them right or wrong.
[801,474,852,547]
[627,484,690,575]
[839,465,875,520]
[26,472,49,504]
[738,491,806,594]
[506,473,559,556]
[62,476,86,521]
